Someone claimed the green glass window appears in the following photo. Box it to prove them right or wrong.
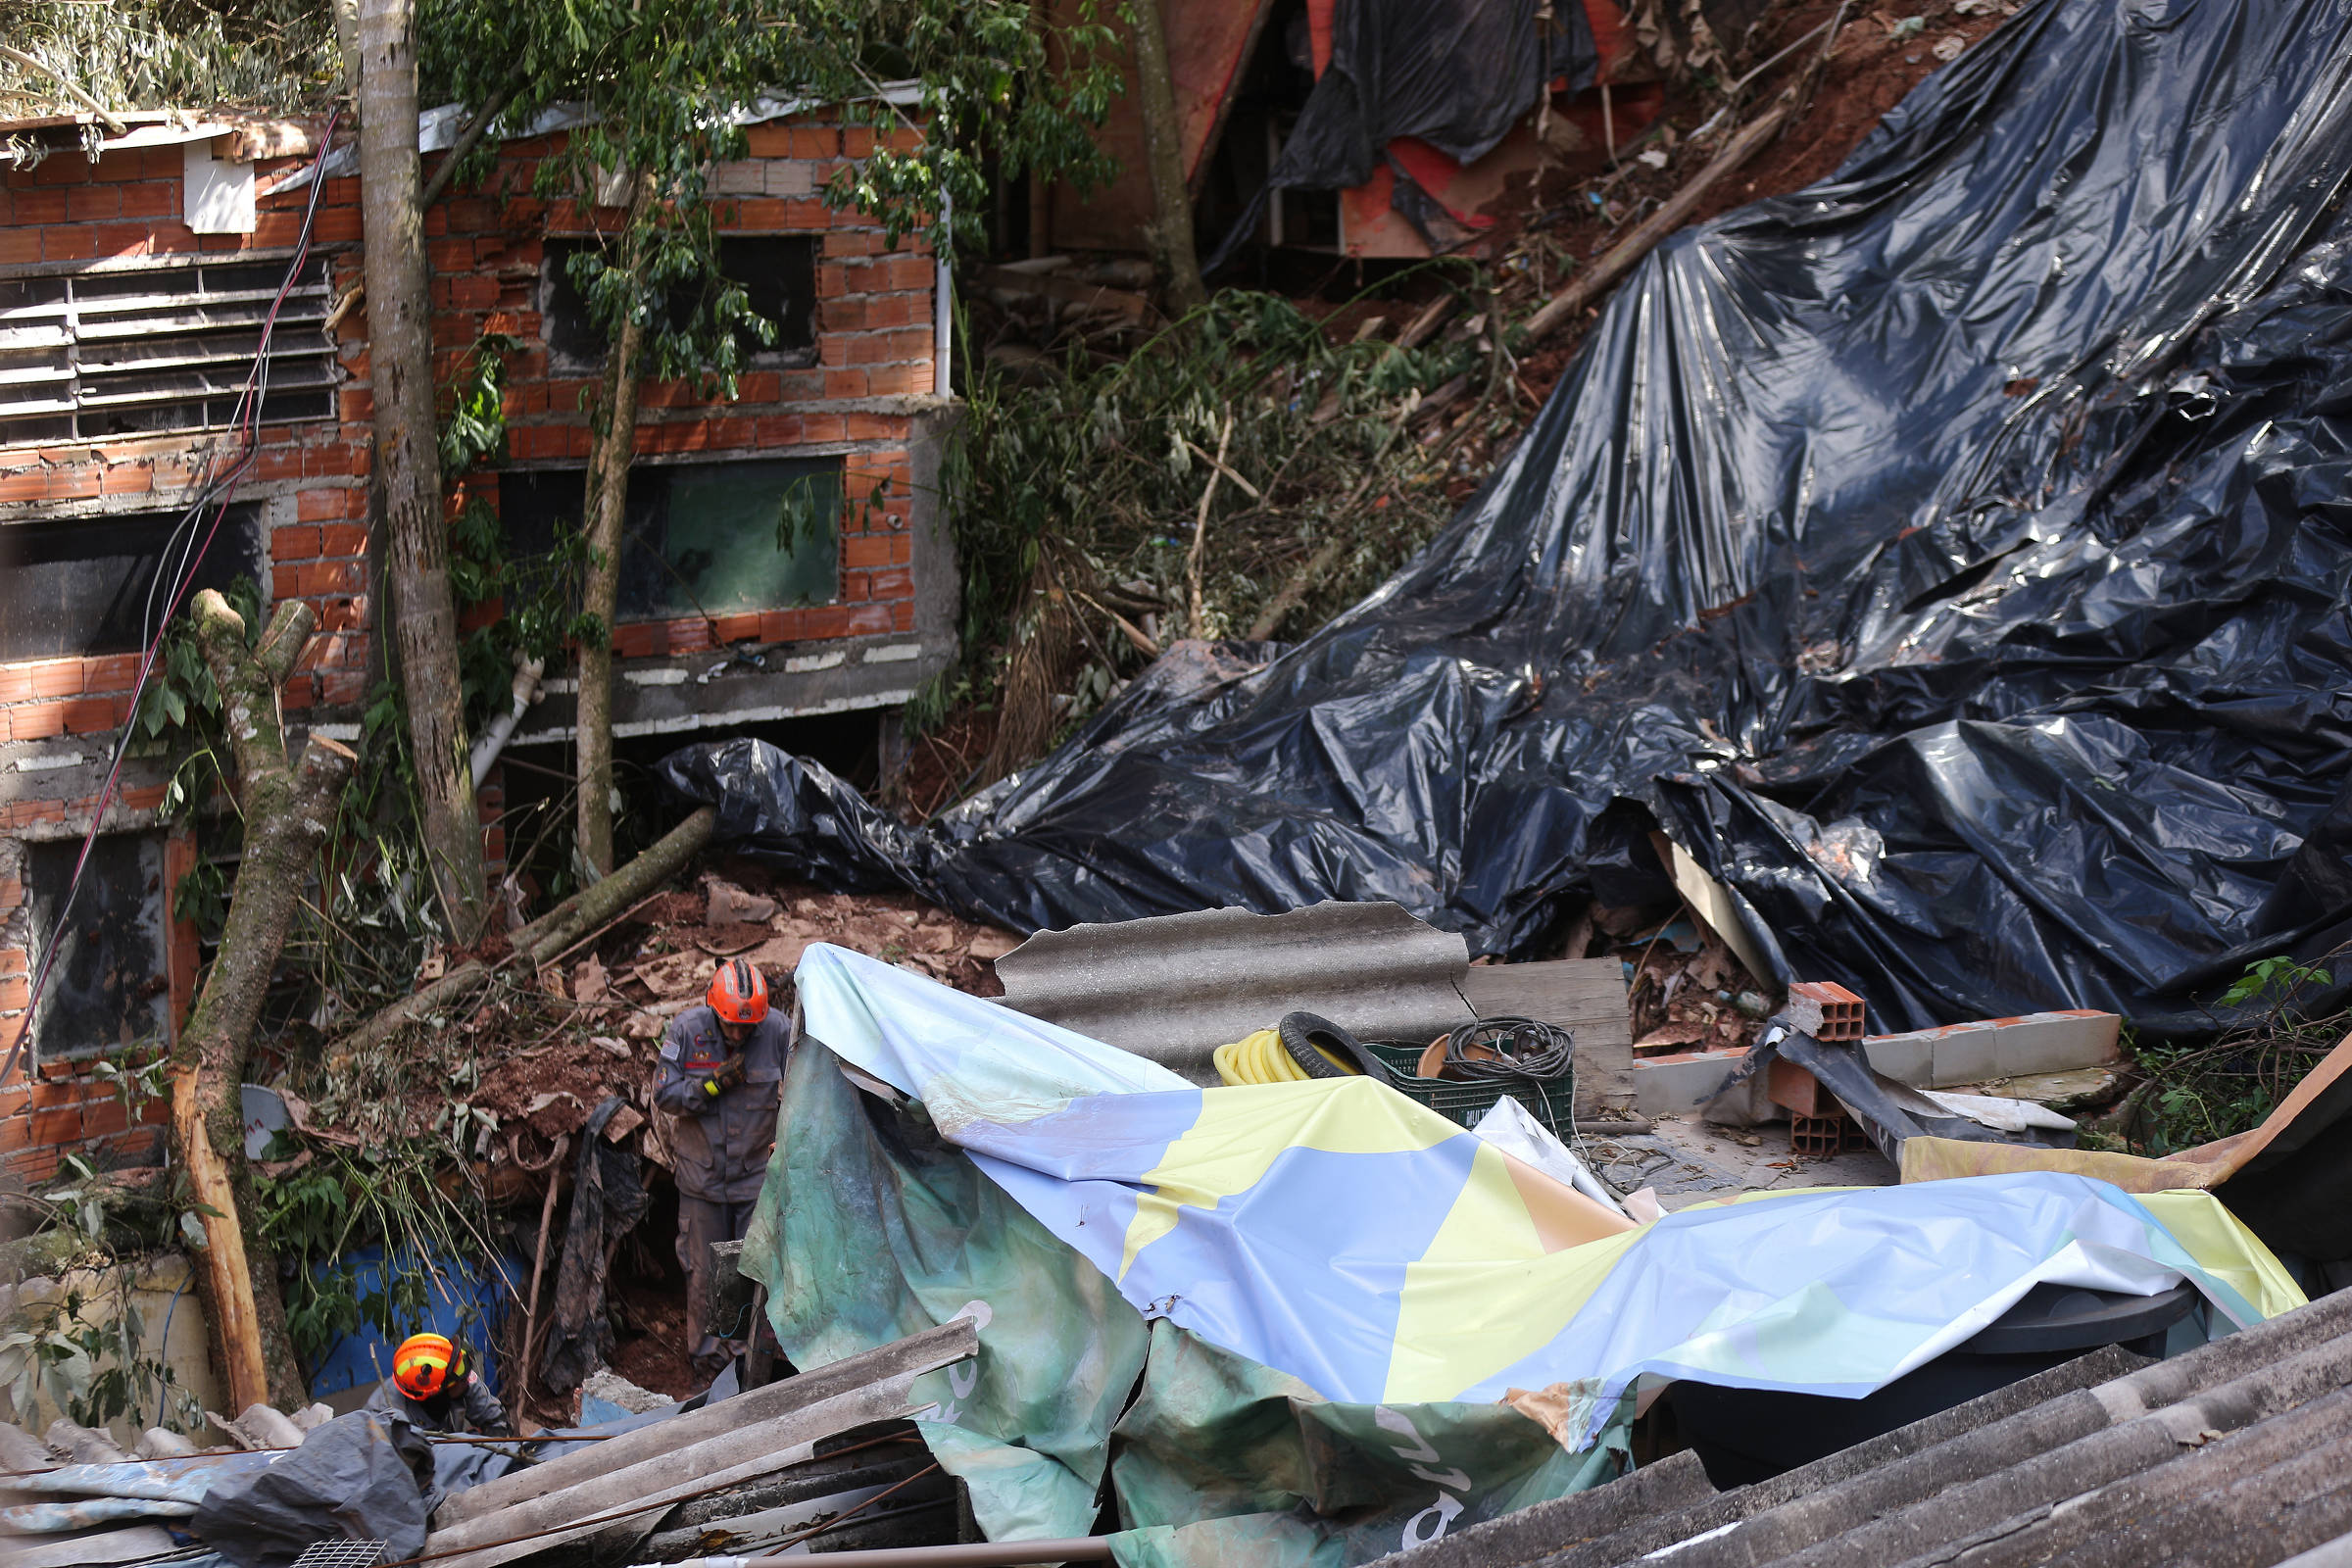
[500,457,842,620]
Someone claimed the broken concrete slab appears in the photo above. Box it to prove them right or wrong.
[1940,1065,2124,1113]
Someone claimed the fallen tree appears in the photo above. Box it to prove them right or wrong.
[171,590,356,1411]
[336,805,716,1058]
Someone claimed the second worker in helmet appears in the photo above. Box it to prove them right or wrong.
[652,957,788,1383]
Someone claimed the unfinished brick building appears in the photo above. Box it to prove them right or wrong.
[0,101,956,1174]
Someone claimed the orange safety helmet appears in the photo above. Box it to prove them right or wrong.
[706,957,769,1026]
[391,1333,466,1401]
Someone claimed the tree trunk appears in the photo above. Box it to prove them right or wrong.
[574,173,658,880]
[1125,0,1206,312]
[172,592,357,1412]
[357,0,489,945]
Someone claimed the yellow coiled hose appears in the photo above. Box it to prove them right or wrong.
[1212,1027,1358,1085]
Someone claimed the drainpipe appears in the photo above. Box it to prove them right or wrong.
[469,653,545,787]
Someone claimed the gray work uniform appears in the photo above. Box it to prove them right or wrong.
[654,1004,788,1367]
[364,1369,507,1435]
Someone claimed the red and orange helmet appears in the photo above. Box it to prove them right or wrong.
[391,1333,466,1400]
[706,958,769,1026]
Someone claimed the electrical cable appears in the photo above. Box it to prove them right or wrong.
[3,108,342,1090]
[1429,1015,1576,1084]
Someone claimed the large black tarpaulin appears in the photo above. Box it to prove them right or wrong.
[664,0,2352,1036]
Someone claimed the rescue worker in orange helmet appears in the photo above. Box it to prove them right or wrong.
[366,1332,509,1434]
[653,958,787,1382]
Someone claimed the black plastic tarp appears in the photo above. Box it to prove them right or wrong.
[191,1412,433,1568]
[1268,0,1594,193]
[664,0,2352,1037]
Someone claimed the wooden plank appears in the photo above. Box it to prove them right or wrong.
[420,1377,932,1568]
[1460,957,1634,1120]
[432,1316,975,1527]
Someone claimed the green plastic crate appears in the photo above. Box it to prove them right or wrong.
[1362,1040,1575,1137]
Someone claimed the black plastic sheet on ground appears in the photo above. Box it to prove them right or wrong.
[664,0,2352,1037]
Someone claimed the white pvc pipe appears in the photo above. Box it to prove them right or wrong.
[469,654,546,787]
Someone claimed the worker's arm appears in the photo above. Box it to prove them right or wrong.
[655,1016,738,1113]
[653,1042,707,1114]
[462,1373,510,1437]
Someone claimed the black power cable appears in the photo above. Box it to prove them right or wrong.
[1433,1015,1576,1083]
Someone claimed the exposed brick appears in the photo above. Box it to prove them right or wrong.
[9,187,68,222]
[318,523,368,557]
[273,524,322,560]
[62,696,122,734]
[712,612,760,642]
[296,489,350,522]
[118,181,176,219]
[298,561,365,596]
[40,224,97,262]
[5,702,64,741]
[28,1106,79,1148]
[867,361,934,396]
[26,661,83,699]
[867,566,912,600]
[843,535,894,569]
[82,654,142,692]
[612,623,662,659]
[66,183,121,220]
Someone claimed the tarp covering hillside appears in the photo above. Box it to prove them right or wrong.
[664,0,2352,1033]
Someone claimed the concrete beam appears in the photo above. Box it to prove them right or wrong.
[1860,1010,2122,1088]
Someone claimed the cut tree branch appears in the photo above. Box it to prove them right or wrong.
[417,82,516,211]
[338,806,717,1058]
[174,590,355,1410]
[1522,103,1793,345]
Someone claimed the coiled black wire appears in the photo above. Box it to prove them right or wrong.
[1436,1015,1575,1082]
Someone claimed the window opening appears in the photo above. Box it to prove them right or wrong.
[540,236,819,371]
[24,831,171,1059]
[0,504,265,663]
[499,457,842,624]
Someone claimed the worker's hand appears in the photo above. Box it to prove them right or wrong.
[701,1054,747,1097]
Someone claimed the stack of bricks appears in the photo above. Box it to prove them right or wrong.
[0,107,941,1167]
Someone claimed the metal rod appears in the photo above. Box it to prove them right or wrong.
[694,1539,1115,1567]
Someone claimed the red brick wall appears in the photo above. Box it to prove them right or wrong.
[0,110,941,1168]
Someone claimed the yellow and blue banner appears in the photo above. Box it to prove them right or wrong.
[794,944,2303,1451]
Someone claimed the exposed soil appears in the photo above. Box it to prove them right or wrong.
[1507,0,2020,401]
[609,1276,698,1399]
